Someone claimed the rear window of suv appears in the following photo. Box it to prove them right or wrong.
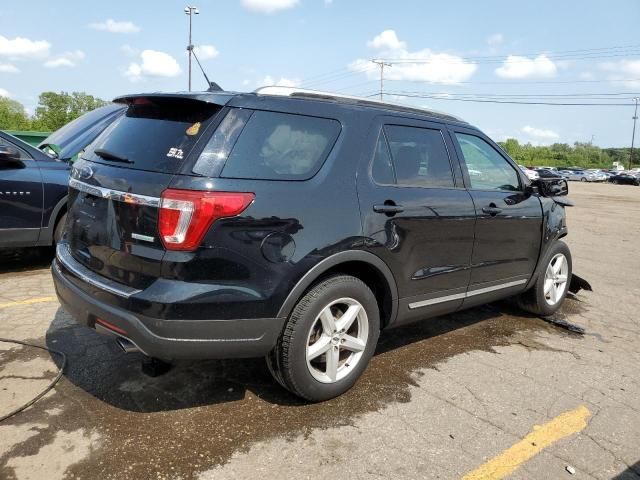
[82,97,222,174]
[193,109,341,180]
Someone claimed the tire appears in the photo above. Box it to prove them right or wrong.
[53,212,67,245]
[268,274,380,402]
[517,241,572,317]
[580,177,587,182]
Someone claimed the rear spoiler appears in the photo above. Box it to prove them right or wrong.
[113,91,235,107]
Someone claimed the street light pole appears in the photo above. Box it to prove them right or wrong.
[630,97,639,170]
[184,5,199,91]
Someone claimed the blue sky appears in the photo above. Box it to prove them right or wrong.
[1,0,639,146]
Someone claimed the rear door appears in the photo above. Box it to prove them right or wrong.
[357,117,476,324]
[449,128,542,303]
[0,135,43,246]
[65,96,224,288]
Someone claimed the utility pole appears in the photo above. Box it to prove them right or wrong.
[184,5,199,91]
[371,59,392,101]
[630,97,639,170]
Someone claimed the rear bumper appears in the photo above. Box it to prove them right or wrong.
[52,258,285,361]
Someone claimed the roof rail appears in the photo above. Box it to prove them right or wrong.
[254,86,466,123]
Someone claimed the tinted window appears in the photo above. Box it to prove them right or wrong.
[193,108,253,177]
[0,137,30,160]
[220,111,340,181]
[455,133,520,191]
[383,125,454,188]
[83,98,221,174]
[371,132,395,184]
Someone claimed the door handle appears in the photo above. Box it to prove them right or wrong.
[373,204,404,215]
[482,205,502,216]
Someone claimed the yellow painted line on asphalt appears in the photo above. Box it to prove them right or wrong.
[0,296,57,309]
[462,405,591,480]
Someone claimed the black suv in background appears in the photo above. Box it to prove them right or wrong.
[53,87,573,401]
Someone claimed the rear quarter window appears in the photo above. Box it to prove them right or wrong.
[208,110,341,181]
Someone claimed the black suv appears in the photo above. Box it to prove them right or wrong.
[53,87,573,401]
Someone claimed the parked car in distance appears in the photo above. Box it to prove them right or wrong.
[562,169,598,182]
[609,172,640,186]
[585,169,608,182]
[518,164,540,181]
[53,87,575,401]
[0,104,125,249]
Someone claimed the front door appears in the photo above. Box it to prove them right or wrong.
[357,117,476,325]
[0,137,43,246]
[450,129,542,305]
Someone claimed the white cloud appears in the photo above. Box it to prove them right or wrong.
[194,45,219,60]
[495,54,557,79]
[579,71,595,80]
[367,30,406,51]
[599,59,640,88]
[89,19,141,34]
[261,75,301,87]
[44,50,85,68]
[0,63,19,73]
[0,35,50,58]
[352,30,477,85]
[522,125,559,141]
[0,88,10,97]
[241,0,299,14]
[120,44,139,57]
[125,50,182,82]
[487,33,503,47]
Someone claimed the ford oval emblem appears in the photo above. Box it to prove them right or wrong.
[74,165,94,180]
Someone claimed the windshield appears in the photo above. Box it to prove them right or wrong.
[38,104,125,161]
[83,97,222,174]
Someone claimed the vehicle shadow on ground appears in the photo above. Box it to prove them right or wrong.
[44,299,565,413]
[612,461,640,479]
[0,247,54,274]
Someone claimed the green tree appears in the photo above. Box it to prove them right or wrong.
[0,97,31,130]
[32,91,107,131]
[497,140,622,169]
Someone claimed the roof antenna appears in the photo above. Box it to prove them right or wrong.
[188,45,223,92]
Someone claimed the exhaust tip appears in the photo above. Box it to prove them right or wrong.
[116,337,140,354]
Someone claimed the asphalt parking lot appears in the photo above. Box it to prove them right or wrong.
[0,181,638,480]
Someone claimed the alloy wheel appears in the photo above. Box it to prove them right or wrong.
[305,297,369,383]
[544,253,569,306]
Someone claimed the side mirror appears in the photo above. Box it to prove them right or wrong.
[0,145,23,167]
[532,178,569,197]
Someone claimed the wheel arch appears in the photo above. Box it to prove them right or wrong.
[38,195,68,246]
[277,251,399,329]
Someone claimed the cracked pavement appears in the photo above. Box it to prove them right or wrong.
[0,182,639,479]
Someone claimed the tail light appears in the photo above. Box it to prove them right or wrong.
[158,189,254,251]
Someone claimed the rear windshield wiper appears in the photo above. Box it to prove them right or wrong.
[94,148,134,164]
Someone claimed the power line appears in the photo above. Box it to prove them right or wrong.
[378,51,640,65]
[376,43,640,65]
[382,92,636,106]
[296,42,640,92]
[397,91,640,98]
[386,77,640,86]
